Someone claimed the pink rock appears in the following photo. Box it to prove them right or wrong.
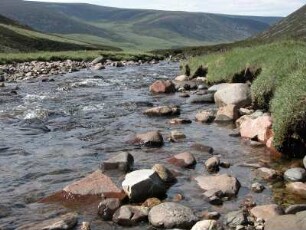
[168,152,196,168]
[63,170,125,199]
[286,182,306,198]
[250,204,284,221]
[149,80,175,94]
[240,114,272,143]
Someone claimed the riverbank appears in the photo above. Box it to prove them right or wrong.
[182,40,306,157]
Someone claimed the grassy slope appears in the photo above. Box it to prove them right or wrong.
[0,0,281,50]
[0,15,121,52]
[184,41,306,156]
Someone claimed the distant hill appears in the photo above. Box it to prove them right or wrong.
[256,4,306,41]
[0,14,120,52]
[0,0,282,50]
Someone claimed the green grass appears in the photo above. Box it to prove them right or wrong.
[0,50,162,64]
[183,40,306,156]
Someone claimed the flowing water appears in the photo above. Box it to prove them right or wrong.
[0,62,301,229]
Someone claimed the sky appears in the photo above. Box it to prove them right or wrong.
[28,0,306,16]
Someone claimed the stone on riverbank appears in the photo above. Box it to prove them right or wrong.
[214,83,251,108]
[195,110,216,123]
[286,182,306,198]
[195,174,240,198]
[149,80,176,94]
[152,164,176,183]
[251,182,265,193]
[148,202,198,229]
[168,152,196,168]
[122,169,167,202]
[144,105,180,116]
[265,211,306,230]
[284,168,306,182]
[175,75,188,81]
[215,104,239,122]
[250,204,284,221]
[256,167,281,181]
[191,220,218,230]
[98,198,121,221]
[63,170,125,199]
[113,205,149,226]
[142,198,162,208]
[132,131,164,147]
[100,152,134,172]
[225,210,248,229]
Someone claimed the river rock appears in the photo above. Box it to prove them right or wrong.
[93,63,105,70]
[284,168,306,182]
[132,131,164,147]
[149,80,176,94]
[240,114,272,143]
[173,80,198,90]
[122,169,167,202]
[20,213,78,230]
[225,210,248,228]
[215,104,239,122]
[303,156,306,169]
[195,174,240,197]
[80,222,91,230]
[100,152,134,172]
[256,167,280,180]
[98,198,121,221]
[191,220,218,230]
[113,205,149,226]
[208,83,231,92]
[175,75,188,81]
[168,152,196,168]
[187,94,214,104]
[285,204,306,214]
[152,164,176,183]
[144,105,180,116]
[250,204,284,221]
[148,202,198,229]
[286,182,306,198]
[205,156,220,173]
[214,83,251,108]
[170,130,186,141]
[265,211,306,230]
[63,170,125,199]
[191,143,214,154]
[169,118,192,125]
[195,110,216,123]
[251,182,265,193]
[91,56,104,65]
[142,198,162,208]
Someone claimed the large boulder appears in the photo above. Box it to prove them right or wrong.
[144,105,180,116]
[284,168,306,182]
[63,170,125,199]
[208,83,231,92]
[195,174,240,198]
[265,211,306,230]
[148,202,198,229]
[132,131,164,147]
[250,204,284,221]
[112,205,149,226]
[214,83,251,108]
[168,152,196,168]
[122,169,167,202]
[100,152,134,172]
[240,114,272,143]
[149,80,176,94]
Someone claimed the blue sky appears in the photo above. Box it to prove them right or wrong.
[28,0,306,16]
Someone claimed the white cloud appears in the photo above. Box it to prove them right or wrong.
[27,0,306,16]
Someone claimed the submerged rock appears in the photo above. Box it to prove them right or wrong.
[148,202,198,229]
[144,105,180,116]
[170,130,186,141]
[100,152,134,172]
[168,152,196,168]
[168,118,192,125]
[132,131,164,147]
[122,169,167,202]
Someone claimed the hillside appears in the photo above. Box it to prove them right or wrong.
[0,14,121,52]
[0,0,281,50]
[256,4,306,41]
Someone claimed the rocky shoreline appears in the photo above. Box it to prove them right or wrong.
[3,63,306,230]
[0,56,160,83]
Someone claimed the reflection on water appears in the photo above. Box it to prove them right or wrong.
[0,62,301,229]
